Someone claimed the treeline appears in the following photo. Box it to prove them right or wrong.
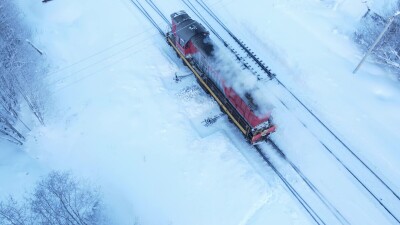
[0,0,47,144]
[355,1,400,77]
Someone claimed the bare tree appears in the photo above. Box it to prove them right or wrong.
[0,0,49,144]
[354,1,400,77]
[0,171,106,225]
[30,171,104,225]
[0,197,32,225]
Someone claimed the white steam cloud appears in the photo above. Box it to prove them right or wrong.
[211,43,275,116]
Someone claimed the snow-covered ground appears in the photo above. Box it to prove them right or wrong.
[1,0,399,224]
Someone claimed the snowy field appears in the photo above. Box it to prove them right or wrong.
[1,0,399,224]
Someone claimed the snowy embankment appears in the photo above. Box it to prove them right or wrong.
[2,0,399,224]
[1,0,314,224]
[219,0,400,188]
[197,0,400,224]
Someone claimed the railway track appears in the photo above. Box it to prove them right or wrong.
[128,1,341,224]
[256,141,356,225]
[253,144,326,225]
[182,0,400,223]
[180,0,263,79]
[127,0,399,224]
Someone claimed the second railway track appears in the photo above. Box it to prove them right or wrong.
[183,0,400,222]
[127,0,400,224]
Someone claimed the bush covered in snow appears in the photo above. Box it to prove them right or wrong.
[354,1,400,78]
[0,0,48,145]
[0,171,106,225]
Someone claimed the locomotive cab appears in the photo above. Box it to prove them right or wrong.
[170,11,209,57]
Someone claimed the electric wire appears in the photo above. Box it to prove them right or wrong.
[45,27,159,78]
[53,45,150,93]
[145,0,171,26]
[129,0,164,36]
[194,0,400,222]
[49,16,199,89]
[136,1,332,223]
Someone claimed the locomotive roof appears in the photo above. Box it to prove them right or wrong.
[171,11,209,46]
[177,19,209,46]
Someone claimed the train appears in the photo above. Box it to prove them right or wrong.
[166,10,276,144]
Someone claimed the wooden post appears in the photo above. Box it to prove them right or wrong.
[26,39,44,55]
[353,11,400,74]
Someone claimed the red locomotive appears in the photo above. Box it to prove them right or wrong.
[167,11,276,144]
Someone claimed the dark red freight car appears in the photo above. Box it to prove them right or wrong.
[167,10,275,144]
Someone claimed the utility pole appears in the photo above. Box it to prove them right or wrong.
[353,11,400,74]
[26,39,44,55]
